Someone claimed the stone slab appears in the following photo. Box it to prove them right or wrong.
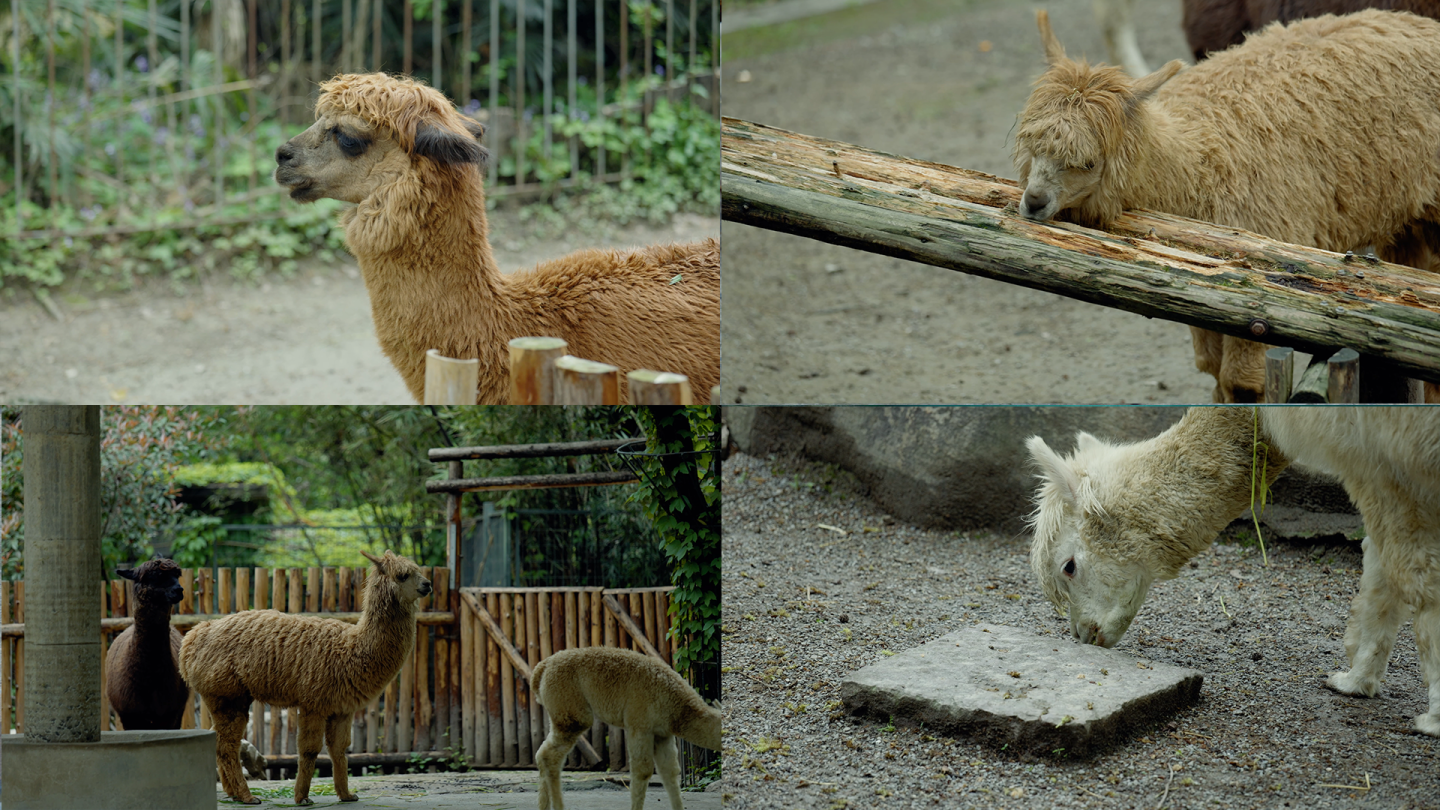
[2,729,216,810]
[840,624,1203,757]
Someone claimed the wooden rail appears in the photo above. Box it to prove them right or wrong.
[720,117,1440,386]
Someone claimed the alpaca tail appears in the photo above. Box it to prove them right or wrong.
[531,658,548,702]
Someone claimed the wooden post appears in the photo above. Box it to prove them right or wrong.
[306,567,320,613]
[515,593,533,765]
[218,568,233,615]
[338,567,353,613]
[553,356,621,404]
[1327,348,1360,404]
[424,349,480,405]
[499,593,517,766]
[322,568,338,613]
[1264,347,1294,404]
[178,569,194,615]
[236,568,250,612]
[627,370,693,404]
[508,337,569,404]
[462,595,476,762]
[1289,358,1328,403]
[486,591,502,765]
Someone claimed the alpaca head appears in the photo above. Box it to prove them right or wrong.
[359,549,433,608]
[273,73,488,205]
[117,557,184,607]
[1012,11,1183,224]
[1025,432,1161,649]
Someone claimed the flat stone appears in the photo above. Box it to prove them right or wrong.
[839,624,1203,757]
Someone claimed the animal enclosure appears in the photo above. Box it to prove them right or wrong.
[721,118,1440,400]
[0,568,687,779]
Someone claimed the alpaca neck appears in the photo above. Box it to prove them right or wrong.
[351,587,418,685]
[1114,104,1216,223]
[1121,407,1292,573]
[130,596,179,665]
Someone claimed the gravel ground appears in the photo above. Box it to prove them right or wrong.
[720,450,1440,809]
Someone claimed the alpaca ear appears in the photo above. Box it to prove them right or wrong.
[360,549,384,566]
[1036,11,1066,65]
[1074,431,1105,455]
[1027,435,1083,511]
[414,121,488,166]
[461,117,487,142]
[1128,60,1184,108]
[117,568,137,581]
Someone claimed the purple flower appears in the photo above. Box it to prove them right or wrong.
[135,54,149,73]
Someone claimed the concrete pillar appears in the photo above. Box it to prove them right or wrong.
[22,405,101,743]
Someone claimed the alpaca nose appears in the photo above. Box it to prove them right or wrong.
[1021,189,1051,218]
[275,143,295,166]
[419,579,433,596]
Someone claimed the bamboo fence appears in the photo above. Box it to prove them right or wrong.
[0,568,682,778]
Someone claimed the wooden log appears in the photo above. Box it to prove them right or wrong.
[721,118,1440,388]
[424,349,480,405]
[627,370,693,404]
[433,571,449,750]
[1328,348,1361,404]
[1264,347,1295,404]
[425,470,639,495]
[553,356,621,405]
[428,438,637,463]
[602,594,667,664]
[1290,356,1329,403]
[508,336,569,404]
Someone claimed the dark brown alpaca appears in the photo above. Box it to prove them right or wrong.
[1184,0,1440,61]
[105,558,188,730]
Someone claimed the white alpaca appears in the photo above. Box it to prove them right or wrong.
[1094,0,1150,76]
[532,647,720,810]
[1026,407,1440,737]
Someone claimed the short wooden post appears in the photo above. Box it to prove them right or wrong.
[627,370,693,404]
[1289,357,1329,403]
[1327,348,1360,404]
[1263,347,1294,404]
[424,349,480,405]
[508,337,569,404]
[553,356,620,404]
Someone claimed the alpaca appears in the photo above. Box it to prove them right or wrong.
[272,73,720,404]
[179,550,431,805]
[106,559,268,779]
[1026,406,1440,737]
[106,558,189,731]
[1183,0,1440,62]
[1013,10,1440,402]
[1093,0,1151,76]
[532,646,721,810]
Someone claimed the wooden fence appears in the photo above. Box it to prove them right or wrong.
[422,339,708,405]
[721,117,1440,400]
[0,568,684,778]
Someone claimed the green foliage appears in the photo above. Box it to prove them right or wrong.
[629,407,719,683]
[0,406,232,580]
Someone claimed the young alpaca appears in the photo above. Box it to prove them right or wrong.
[1013,10,1440,402]
[179,550,431,805]
[1183,0,1440,63]
[273,73,719,404]
[105,558,189,731]
[1093,0,1150,76]
[1027,407,1440,737]
[532,646,721,810]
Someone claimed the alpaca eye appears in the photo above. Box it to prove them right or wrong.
[398,573,410,582]
[336,132,366,156]
[1063,558,1077,577]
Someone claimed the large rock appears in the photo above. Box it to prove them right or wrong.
[723,406,1356,535]
[840,624,1203,757]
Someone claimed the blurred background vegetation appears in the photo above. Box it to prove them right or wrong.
[0,0,718,294]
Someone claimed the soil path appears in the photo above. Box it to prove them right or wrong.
[1,211,717,404]
[720,0,1246,404]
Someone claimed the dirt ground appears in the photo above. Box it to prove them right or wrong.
[720,0,1251,404]
[721,451,1440,809]
[0,210,718,405]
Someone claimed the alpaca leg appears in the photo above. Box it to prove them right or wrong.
[627,731,656,810]
[1327,536,1408,697]
[293,709,327,806]
[213,705,260,804]
[1217,336,1266,403]
[654,735,685,810]
[326,712,359,802]
[1411,601,1440,737]
[1189,327,1225,402]
[536,726,582,810]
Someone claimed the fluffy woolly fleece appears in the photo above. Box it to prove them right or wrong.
[282,73,719,404]
[1013,10,1440,402]
[179,550,431,805]
[106,558,189,731]
[1027,407,1440,737]
[533,646,720,810]
[1183,0,1440,61]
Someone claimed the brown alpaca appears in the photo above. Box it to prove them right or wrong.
[272,73,719,404]
[179,550,431,805]
[1014,10,1440,402]
[1183,0,1440,62]
[532,647,720,810]
[105,559,189,731]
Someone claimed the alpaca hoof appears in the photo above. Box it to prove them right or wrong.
[1415,713,1440,738]
[234,798,262,806]
[1325,670,1379,697]
[295,799,314,807]
[338,795,360,802]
